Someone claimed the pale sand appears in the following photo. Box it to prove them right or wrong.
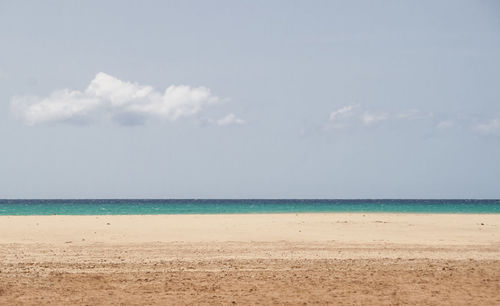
[0,213,499,305]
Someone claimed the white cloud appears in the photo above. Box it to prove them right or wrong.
[329,105,356,121]
[11,90,102,125]
[86,72,154,106]
[11,72,221,125]
[474,119,500,134]
[216,113,245,126]
[362,112,389,125]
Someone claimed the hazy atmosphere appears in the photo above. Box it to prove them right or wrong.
[1,0,499,198]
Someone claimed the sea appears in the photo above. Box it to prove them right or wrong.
[0,199,498,215]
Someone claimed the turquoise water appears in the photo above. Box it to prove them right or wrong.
[0,199,499,215]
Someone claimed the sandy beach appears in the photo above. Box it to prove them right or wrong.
[0,213,499,305]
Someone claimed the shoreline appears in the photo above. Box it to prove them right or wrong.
[1,213,498,246]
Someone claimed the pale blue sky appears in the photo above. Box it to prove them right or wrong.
[1,1,499,198]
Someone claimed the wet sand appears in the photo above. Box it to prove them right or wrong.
[0,213,499,305]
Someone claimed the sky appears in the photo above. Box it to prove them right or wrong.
[1,0,499,199]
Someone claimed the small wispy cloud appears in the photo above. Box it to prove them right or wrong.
[437,120,454,129]
[327,105,427,129]
[216,113,245,126]
[362,112,389,125]
[473,119,500,134]
[329,105,356,121]
[324,104,499,136]
[11,72,232,126]
[324,104,359,130]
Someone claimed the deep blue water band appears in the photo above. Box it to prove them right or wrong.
[0,199,499,215]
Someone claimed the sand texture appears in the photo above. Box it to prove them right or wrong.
[0,213,499,305]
